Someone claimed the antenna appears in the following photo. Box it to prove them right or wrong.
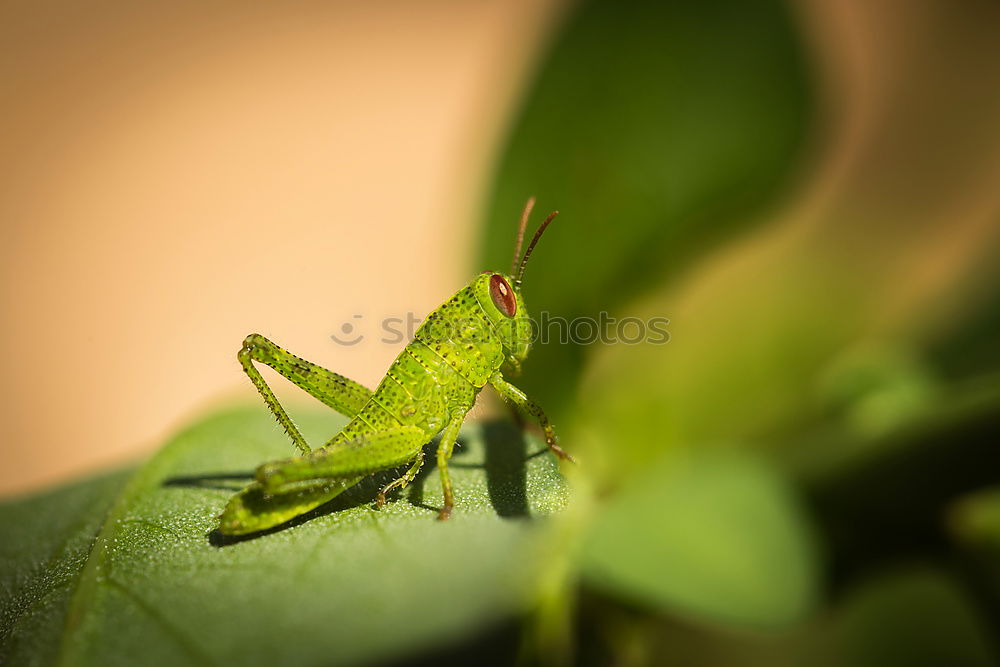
[514,209,559,287]
[510,197,535,275]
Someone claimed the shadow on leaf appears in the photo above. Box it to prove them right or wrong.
[163,419,539,545]
[162,471,255,492]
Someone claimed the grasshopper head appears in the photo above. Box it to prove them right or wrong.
[474,271,532,367]
[477,198,559,370]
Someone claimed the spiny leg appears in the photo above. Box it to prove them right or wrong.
[238,333,373,454]
[257,425,429,493]
[220,427,428,535]
[489,371,575,463]
[435,412,467,521]
[375,451,425,508]
[241,333,373,416]
[218,477,359,536]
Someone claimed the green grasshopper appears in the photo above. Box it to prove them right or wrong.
[217,199,572,535]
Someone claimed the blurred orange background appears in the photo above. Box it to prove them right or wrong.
[0,0,564,495]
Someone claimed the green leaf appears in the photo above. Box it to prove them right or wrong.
[0,470,133,667]
[834,567,997,667]
[477,0,813,422]
[579,452,819,628]
[0,407,570,667]
[950,485,1000,554]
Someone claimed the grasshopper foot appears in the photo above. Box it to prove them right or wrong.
[437,506,452,521]
[547,439,576,464]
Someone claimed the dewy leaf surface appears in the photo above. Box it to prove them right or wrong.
[0,470,133,667]
[0,406,569,667]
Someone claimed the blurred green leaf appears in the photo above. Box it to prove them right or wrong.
[579,451,819,628]
[785,375,1000,604]
[816,345,938,440]
[948,486,1000,627]
[0,407,569,667]
[791,372,1000,490]
[525,0,1000,487]
[950,486,1000,554]
[928,278,1000,381]
[571,222,1000,483]
[834,567,996,667]
[572,247,867,480]
[626,564,998,667]
[477,0,813,421]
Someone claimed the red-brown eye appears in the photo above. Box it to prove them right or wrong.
[489,274,516,318]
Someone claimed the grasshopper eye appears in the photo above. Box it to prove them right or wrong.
[489,274,516,318]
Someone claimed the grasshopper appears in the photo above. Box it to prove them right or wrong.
[217,199,572,535]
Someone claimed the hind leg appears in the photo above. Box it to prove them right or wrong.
[238,333,373,454]
[256,426,428,491]
[218,426,428,535]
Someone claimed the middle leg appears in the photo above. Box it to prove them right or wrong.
[375,451,425,508]
[435,412,467,521]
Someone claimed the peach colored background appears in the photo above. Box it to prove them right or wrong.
[0,0,564,496]
[4,0,999,498]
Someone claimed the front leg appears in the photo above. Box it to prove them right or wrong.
[489,371,575,463]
